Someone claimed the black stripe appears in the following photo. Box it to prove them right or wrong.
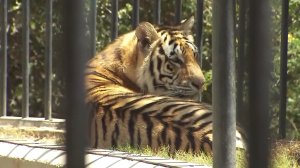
[157,136,162,147]
[107,107,113,122]
[157,56,162,69]
[180,109,198,120]
[187,131,196,153]
[173,43,178,50]
[128,101,159,147]
[172,104,192,113]
[192,112,212,125]
[111,122,120,147]
[101,112,107,141]
[87,71,120,85]
[114,95,156,121]
[137,129,141,147]
[192,121,212,132]
[203,129,213,136]
[159,46,165,55]
[173,127,182,150]
[103,93,144,107]
[160,122,168,144]
[155,104,179,118]
[142,113,153,147]
[169,39,175,45]
[128,114,136,146]
[131,101,160,113]
[159,74,173,81]
[149,59,154,76]
[163,35,167,42]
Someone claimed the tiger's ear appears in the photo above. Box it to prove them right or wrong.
[135,22,159,51]
[176,16,195,34]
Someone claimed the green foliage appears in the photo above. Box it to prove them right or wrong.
[270,0,300,139]
[3,0,300,139]
[5,0,65,117]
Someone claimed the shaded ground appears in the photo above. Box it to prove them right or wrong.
[0,127,64,144]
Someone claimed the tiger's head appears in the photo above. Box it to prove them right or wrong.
[135,17,205,100]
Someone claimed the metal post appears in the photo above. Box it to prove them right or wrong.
[279,0,289,139]
[22,0,30,118]
[212,0,236,167]
[45,0,53,120]
[154,0,161,24]
[132,0,139,28]
[0,0,8,117]
[196,0,204,102]
[196,0,204,67]
[90,0,97,57]
[247,0,272,167]
[175,0,182,24]
[64,0,88,167]
[111,0,118,40]
[236,0,247,125]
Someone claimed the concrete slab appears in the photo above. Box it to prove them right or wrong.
[0,140,212,168]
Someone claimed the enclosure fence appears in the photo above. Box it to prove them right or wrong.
[0,0,289,168]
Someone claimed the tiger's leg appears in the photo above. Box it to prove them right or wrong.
[88,102,101,148]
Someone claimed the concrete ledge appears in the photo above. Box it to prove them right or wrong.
[0,117,65,130]
[0,140,211,168]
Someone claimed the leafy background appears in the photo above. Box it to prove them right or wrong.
[1,0,300,139]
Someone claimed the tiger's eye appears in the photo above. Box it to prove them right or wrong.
[166,63,174,72]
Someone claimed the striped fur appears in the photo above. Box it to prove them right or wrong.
[86,17,245,154]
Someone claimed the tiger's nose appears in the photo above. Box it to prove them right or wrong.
[190,76,205,90]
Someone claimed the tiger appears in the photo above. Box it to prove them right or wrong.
[85,16,245,155]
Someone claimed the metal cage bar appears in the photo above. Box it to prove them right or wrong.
[175,0,182,24]
[247,0,272,167]
[132,0,140,28]
[90,0,97,57]
[44,0,53,120]
[0,0,8,117]
[196,0,204,66]
[212,0,236,167]
[111,0,118,40]
[64,0,88,167]
[22,0,30,118]
[279,0,289,139]
[154,0,161,24]
[236,0,247,125]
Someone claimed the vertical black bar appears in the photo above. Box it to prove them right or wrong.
[111,0,118,40]
[132,0,139,28]
[0,0,8,117]
[64,0,88,167]
[175,0,182,24]
[22,0,30,118]
[236,0,246,124]
[154,0,161,24]
[90,0,97,57]
[212,0,236,167]
[196,0,204,65]
[45,0,53,120]
[196,0,204,102]
[247,0,271,167]
[279,0,289,139]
